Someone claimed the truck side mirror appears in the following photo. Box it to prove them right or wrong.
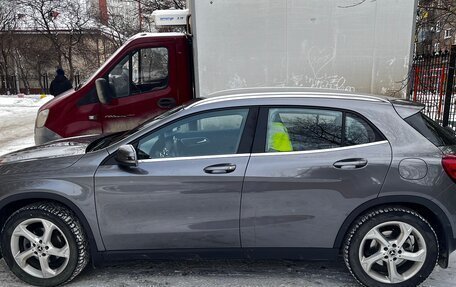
[95,78,111,104]
[115,144,138,167]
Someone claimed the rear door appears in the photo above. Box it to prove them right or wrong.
[240,106,392,249]
[101,42,178,133]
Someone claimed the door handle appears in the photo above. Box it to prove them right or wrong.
[180,137,209,146]
[196,138,208,144]
[333,158,368,169]
[157,98,177,109]
[204,163,236,174]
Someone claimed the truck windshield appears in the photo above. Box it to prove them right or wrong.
[75,39,130,90]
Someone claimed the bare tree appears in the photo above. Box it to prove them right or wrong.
[15,0,92,81]
[0,1,17,93]
[93,6,138,48]
[0,1,15,30]
[14,35,56,91]
[132,0,186,32]
[416,0,456,54]
[418,0,456,29]
[134,0,186,12]
[91,0,186,49]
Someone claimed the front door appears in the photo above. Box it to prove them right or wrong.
[101,43,177,133]
[240,107,392,249]
[95,108,256,250]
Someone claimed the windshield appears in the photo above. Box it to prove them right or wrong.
[126,105,185,135]
[75,39,131,90]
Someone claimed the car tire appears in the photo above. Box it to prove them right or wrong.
[1,202,89,287]
[343,206,438,287]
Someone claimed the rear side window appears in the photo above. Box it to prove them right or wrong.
[405,112,456,147]
[266,108,342,152]
[265,108,383,152]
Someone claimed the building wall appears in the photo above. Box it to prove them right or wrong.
[89,0,141,29]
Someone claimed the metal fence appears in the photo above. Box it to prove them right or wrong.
[0,72,82,95]
[410,46,456,127]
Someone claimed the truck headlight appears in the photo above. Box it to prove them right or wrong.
[36,109,49,128]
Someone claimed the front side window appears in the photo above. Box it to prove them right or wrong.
[265,108,382,152]
[107,47,169,99]
[137,109,249,159]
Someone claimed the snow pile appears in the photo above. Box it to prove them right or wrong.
[0,95,53,156]
[0,94,53,107]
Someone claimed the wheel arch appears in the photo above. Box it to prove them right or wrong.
[0,192,102,265]
[334,195,455,268]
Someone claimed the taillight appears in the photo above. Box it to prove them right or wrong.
[442,155,456,181]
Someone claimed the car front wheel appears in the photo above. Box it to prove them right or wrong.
[344,206,438,287]
[1,202,89,287]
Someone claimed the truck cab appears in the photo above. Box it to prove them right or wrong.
[35,33,193,145]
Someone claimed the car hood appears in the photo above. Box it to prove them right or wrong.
[0,134,102,167]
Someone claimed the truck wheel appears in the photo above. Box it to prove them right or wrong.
[343,206,438,287]
[1,202,89,287]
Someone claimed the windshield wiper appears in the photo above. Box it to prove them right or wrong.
[86,133,123,152]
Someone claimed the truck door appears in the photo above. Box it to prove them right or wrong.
[101,43,178,134]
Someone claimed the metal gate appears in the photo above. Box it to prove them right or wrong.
[410,46,456,128]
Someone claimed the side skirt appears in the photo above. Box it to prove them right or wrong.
[94,248,339,267]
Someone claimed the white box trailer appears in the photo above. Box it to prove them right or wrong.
[33,0,419,144]
[188,0,417,97]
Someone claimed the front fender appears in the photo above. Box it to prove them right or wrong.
[0,192,104,265]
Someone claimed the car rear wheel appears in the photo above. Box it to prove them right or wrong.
[1,202,89,287]
[344,206,438,287]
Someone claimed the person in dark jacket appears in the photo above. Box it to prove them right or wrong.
[49,68,72,96]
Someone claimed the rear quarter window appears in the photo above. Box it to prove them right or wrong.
[345,113,383,146]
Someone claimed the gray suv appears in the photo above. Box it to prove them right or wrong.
[1,89,456,287]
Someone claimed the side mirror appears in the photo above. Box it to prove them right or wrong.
[115,144,138,167]
[95,78,111,104]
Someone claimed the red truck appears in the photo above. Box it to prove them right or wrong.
[34,1,416,144]
[35,33,192,144]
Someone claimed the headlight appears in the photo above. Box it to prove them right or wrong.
[36,109,49,128]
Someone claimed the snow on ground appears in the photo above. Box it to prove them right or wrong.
[1,95,456,286]
[0,256,455,286]
[0,95,52,156]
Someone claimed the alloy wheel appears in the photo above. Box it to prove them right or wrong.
[10,218,70,279]
[358,221,426,284]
